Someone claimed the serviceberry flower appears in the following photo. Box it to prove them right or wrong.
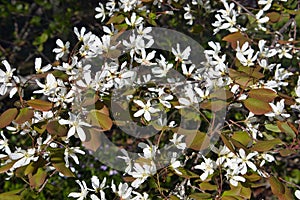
[95,3,106,22]
[68,180,89,200]
[194,156,216,181]
[59,112,91,141]
[10,148,38,169]
[53,39,70,60]
[133,99,159,121]
[265,99,290,118]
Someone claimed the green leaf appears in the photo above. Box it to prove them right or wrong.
[277,121,296,138]
[189,193,212,200]
[248,88,277,102]
[243,98,272,115]
[251,138,282,152]
[0,189,23,200]
[46,121,67,137]
[14,108,34,124]
[220,133,235,153]
[199,182,218,191]
[176,167,199,179]
[52,163,74,177]
[0,108,18,128]
[265,124,281,133]
[232,131,252,147]
[27,99,52,111]
[0,161,16,174]
[169,195,180,200]
[106,14,125,24]
[185,131,210,151]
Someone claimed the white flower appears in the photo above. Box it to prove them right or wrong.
[170,133,186,150]
[131,192,149,200]
[68,180,89,200]
[35,57,51,73]
[34,73,58,95]
[170,152,182,175]
[194,156,216,181]
[138,142,158,159]
[64,147,85,167]
[95,3,106,22]
[90,176,106,200]
[183,4,194,25]
[226,168,246,187]
[111,181,132,200]
[129,163,156,188]
[265,99,290,118]
[133,100,159,121]
[59,112,91,141]
[74,27,92,42]
[172,44,191,63]
[0,60,16,83]
[135,49,156,66]
[277,46,293,59]
[125,12,143,27]
[53,39,70,60]
[235,149,258,175]
[10,148,38,169]
[258,0,273,11]
[236,50,258,67]
[295,190,300,199]
[0,131,11,154]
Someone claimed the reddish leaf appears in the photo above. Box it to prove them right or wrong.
[222,32,250,49]
[29,168,47,190]
[82,128,103,152]
[27,99,52,111]
[243,98,272,115]
[248,88,277,103]
[88,109,113,131]
[0,108,18,128]
[266,12,281,23]
[46,121,67,137]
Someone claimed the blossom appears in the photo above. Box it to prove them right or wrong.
[135,49,156,66]
[172,44,191,63]
[35,57,51,73]
[0,60,16,84]
[111,181,132,199]
[10,148,38,169]
[236,49,258,67]
[183,4,194,25]
[0,131,11,154]
[90,176,106,200]
[138,142,158,159]
[295,190,300,200]
[226,168,246,187]
[235,149,258,175]
[194,156,216,181]
[95,3,106,22]
[125,12,143,27]
[258,0,273,11]
[53,39,70,60]
[170,133,186,150]
[74,27,92,42]
[64,147,85,167]
[129,163,157,188]
[34,73,58,95]
[133,99,159,121]
[59,112,91,141]
[265,99,290,118]
[68,180,89,200]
